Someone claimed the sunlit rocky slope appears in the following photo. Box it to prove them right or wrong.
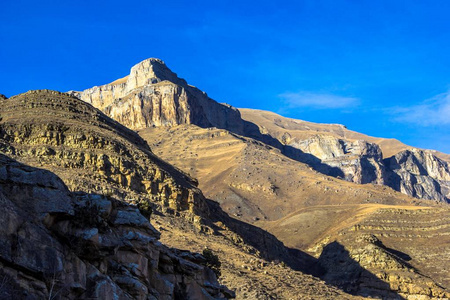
[0,90,360,299]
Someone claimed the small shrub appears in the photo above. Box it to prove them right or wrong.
[73,201,107,232]
[202,248,221,278]
[137,200,153,219]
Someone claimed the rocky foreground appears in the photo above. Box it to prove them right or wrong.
[0,154,232,299]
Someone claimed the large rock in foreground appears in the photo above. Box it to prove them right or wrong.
[0,154,233,299]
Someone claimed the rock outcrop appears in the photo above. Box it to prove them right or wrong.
[289,134,386,184]
[0,154,233,299]
[0,90,209,218]
[385,149,450,202]
[289,135,450,202]
[70,58,244,134]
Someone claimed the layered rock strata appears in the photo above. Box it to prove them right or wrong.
[0,90,208,218]
[70,58,244,134]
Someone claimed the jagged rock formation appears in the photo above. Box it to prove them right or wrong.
[0,90,209,219]
[386,149,450,202]
[69,58,244,134]
[0,154,232,299]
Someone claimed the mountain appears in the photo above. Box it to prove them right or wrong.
[69,58,450,299]
[0,90,360,299]
[240,109,450,202]
[71,58,450,204]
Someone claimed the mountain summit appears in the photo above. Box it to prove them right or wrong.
[70,58,244,133]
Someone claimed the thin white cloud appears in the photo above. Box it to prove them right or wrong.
[278,91,359,109]
[393,91,450,126]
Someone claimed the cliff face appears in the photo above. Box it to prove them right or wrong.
[385,149,450,202]
[70,58,244,134]
[290,135,387,184]
[0,90,209,218]
[0,154,232,300]
[289,134,450,202]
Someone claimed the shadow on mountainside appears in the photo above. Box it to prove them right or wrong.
[0,153,234,299]
[241,118,345,178]
[204,198,322,275]
[201,106,346,178]
[205,198,408,299]
[318,241,406,299]
[0,153,410,299]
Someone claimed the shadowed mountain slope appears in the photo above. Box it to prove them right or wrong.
[140,124,450,298]
[66,58,450,298]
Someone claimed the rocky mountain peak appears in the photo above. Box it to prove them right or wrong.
[71,58,245,133]
[126,58,187,90]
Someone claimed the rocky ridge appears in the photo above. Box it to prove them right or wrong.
[70,58,244,134]
[0,90,209,220]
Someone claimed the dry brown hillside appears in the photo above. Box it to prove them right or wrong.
[140,124,450,299]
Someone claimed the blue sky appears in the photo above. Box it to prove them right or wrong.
[1,0,450,153]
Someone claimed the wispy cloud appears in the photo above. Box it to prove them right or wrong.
[392,91,450,126]
[278,91,359,109]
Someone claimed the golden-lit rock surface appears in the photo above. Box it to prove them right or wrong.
[0,90,208,218]
[70,58,244,134]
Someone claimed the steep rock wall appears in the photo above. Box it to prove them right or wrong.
[70,58,244,134]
